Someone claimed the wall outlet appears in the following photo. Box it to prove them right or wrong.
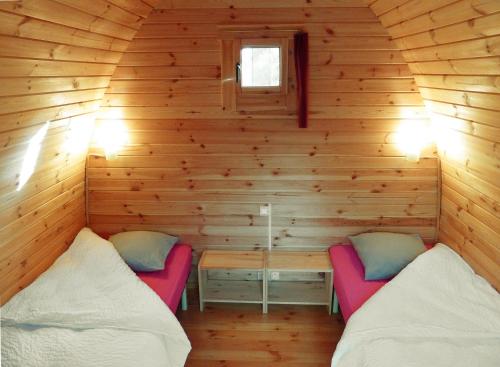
[270,271,280,280]
[260,205,270,216]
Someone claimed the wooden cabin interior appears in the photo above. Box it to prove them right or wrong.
[0,1,499,366]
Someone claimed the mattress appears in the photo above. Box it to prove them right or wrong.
[136,244,192,312]
[329,244,386,322]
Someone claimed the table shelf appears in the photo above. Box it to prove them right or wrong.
[204,279,264,304]
[267,281,329,305]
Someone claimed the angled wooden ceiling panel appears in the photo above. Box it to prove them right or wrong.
[366,0,500,289]
[0,0,159,304]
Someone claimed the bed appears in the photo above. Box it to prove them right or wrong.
[1,228,191,367]
[331,243,500,367]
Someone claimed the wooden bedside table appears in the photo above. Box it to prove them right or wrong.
[198,250,266,313]
[198,250,333,314]
[267,251,333,314]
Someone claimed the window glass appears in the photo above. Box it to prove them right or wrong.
[241,47,280,87]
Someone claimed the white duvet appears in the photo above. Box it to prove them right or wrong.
[332,244,500,367]
[1,228,191,367]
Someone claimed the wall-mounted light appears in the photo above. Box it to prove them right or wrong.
[63,115,95,155]
[395,120,431,162]
[93,120,128,160]
[17,122,49,191]
[429,113,465,161]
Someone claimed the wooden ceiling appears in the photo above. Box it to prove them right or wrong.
[366,0,500,289]
[0,0,159,304]
[0,0,498,304]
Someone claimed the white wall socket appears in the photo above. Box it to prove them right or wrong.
[260,205,270,216]
[270,271,280,280]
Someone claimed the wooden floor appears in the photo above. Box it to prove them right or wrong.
[177,302,345,367]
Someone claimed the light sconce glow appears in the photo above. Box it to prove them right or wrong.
[94,120,128,160]
[395,121,431,162]
[430,116,465,161]
[17,122,49,191]
[63,117,95,154]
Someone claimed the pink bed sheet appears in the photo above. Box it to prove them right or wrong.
[98,233,192,312]
[136,243,192,312]
[329,243,433,322]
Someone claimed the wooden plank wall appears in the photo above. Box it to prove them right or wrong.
[88,0,439,260]
[366,0,500,289]
[0,0,158,304]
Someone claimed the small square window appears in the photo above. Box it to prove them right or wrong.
[220,31,293,112]
[240,47,281,88]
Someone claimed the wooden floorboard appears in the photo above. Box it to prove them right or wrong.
[177,301,345,366]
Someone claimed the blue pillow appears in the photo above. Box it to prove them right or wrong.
[109,231,178,272]
[348,232,426,280]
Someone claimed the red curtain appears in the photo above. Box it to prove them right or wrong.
[294,32,309,128]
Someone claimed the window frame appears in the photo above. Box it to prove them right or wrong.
[235,38,288,95]
[219,25,299,114]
